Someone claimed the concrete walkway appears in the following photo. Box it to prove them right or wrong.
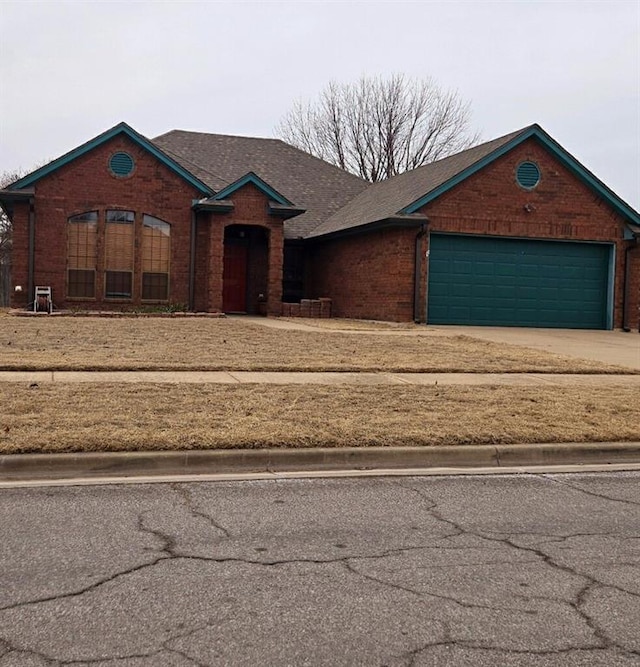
[1,370,639,385]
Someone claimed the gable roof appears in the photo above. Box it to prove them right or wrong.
[309,124,640,238]
[8,122,214,196]
[152,130,369,238]
[210,171,293,205]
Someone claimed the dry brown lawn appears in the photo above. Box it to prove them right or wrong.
[0,317,630,373]
[1,383,638,454]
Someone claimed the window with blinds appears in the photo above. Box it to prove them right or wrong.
[67,211,98,298]
[142,215,170,300]
[105,210,134,298]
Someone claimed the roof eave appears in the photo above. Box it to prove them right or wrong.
[308,214,428,242]
[623,222,640,239]
[0,187,35,217]
[0,187,35,200]
[268,203,307,219]
[192,199,234,213]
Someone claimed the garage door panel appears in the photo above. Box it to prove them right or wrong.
[428,235,610,329]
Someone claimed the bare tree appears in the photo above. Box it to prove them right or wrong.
[276,74,479,182]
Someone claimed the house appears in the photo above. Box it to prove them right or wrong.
[1,122,639,330]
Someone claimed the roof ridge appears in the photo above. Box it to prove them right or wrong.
[154,129,369,186]
[153,129,282,142]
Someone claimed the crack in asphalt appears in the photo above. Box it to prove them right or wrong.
[392,479,639,656]
[540,474,640,508]
[0,553,169,615]
[0,618,220,666]
[0,636,61,665]
[0,521,452,617]
[343,560,538,614]
[170,483,232,538]
[2,476,638,666]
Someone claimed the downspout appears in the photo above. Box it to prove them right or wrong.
[27,197,35,308]
[622,236,639,332]
[188,209,196,311]
[413,222,428,323]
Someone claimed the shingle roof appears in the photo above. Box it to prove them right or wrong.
[308,127,532,238]
[152,130,369,238]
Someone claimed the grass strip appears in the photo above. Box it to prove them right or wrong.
[1,383,638,454]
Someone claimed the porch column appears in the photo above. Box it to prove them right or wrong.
[208,220,224,312]
[267,225,284,316]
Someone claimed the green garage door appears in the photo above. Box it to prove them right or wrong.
[428,234,611,329]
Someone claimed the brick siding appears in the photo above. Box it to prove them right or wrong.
[309,138,639,329]
[11,134,200,310]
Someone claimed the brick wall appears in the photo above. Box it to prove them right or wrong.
[309,137,637,328]
[419,138,633,329]
[309,227,418,321]
[11,135,200,310]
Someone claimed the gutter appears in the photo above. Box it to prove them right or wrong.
[267,202,307,219]
[192,199,234,214]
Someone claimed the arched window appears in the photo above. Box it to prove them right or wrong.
[67,211,98,298]
[142,215,170,300]
[105,210,134,298]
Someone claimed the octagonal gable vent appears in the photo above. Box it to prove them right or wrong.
[109,152,135,177]
[516,161,540,189]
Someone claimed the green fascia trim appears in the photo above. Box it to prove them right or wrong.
[402,125,640,226]
[213,172,293,205]
[9,122,214,196]
[309,216,425,242]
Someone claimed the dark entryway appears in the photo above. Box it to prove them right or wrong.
[222,225,269,314]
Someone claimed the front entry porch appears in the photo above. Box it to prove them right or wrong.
[222,225,270,314]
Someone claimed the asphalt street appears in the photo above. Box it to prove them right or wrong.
[0,473,639,666]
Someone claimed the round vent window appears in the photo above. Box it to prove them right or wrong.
[516,161,540,189]
[109,152,135,177]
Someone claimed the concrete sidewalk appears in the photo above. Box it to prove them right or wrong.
[1,370,639,385]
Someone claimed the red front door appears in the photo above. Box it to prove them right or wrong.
[223,243,248,312]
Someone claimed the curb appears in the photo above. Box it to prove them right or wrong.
[1,442,640,482]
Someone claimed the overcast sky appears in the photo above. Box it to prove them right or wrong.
[0,1,638,208]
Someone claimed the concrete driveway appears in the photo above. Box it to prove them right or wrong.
[430,326,640,370]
